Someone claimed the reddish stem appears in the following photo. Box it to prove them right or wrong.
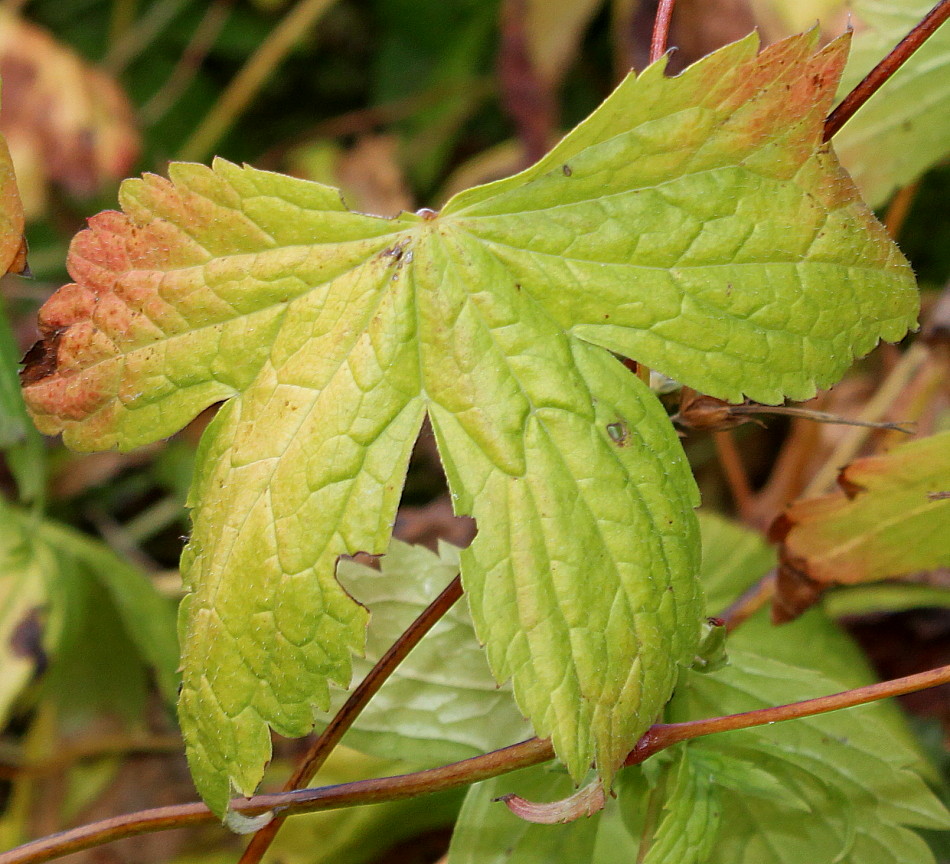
[649,0,677,64]
[239,574,463,863]
[7,664,950,864]
[824,0,950,141]
[626,662,950,765]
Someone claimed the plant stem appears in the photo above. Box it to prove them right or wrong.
[802,342,929,497]
[712,430,755,522]
[7,665,950,864]
[718,571,777,632]
[0,734,182,780]
[883,181,919,239]
[649,0,677,64]
[238,574,463,864]
[177,0,339,162]
[823,0,950,141]
[140,0,233,126]
[626,663,950,765]
[103,0,188,73]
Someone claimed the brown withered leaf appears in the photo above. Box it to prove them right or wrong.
[770,431,950,622]
[0,8,139,219]
[0,112,25,276]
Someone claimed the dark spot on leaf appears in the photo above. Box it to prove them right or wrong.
[10,608,47,676]
[562,164,572,177]
[20,328,65,385]
[606,421,629,446]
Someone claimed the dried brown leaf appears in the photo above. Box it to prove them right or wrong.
[0,9,139,218]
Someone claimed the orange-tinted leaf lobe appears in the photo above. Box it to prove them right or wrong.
[771,434,950,621]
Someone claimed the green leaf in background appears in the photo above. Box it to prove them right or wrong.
[448,764,603,864]
[772,430,950,619]
[0,502,49,728]
[835,0,950,207]
[0,500,179,726]
[33,516,181,706]
[0,295,45,503]
[20,31,918,817]
[638,748,719,864]
[332,540,532,764]
[448,513,948,864]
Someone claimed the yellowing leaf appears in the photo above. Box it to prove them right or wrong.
[21,32,918,818]
[0,105,24,275]
[771,431,950,620]
[0,9,139,218]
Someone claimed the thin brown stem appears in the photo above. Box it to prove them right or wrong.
[6,664,950,864]
[238,574,463,863]
[0,734,182,780]
[727,404,914,433]
[0,739,555,864]
[712,430,755,522]
[140,0,233,125]
[178,0,339,162]
[803,342,929,496]
[649,0,677,64]
[824,0,950,141]
[717,571,777,632]
[883,181,920,239]
[103,0,187,73]
[626,663,950,765]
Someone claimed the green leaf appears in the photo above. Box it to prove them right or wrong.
[772,431,950,617]
[21,31,917,817]
[674,648,949,864]
[639,748,720,864]
[31,516,180,705]
[0,501,48,728]
[331,540,531,764]
[0,502,179,723]
[834,0,950,207]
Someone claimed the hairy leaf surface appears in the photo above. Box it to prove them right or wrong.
[835,0,950,207]
[21,32,918,816]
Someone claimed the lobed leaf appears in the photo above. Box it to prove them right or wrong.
[771,431,950,620]
[20,32,919,816]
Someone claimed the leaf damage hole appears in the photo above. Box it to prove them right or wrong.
[606,421,629,446]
